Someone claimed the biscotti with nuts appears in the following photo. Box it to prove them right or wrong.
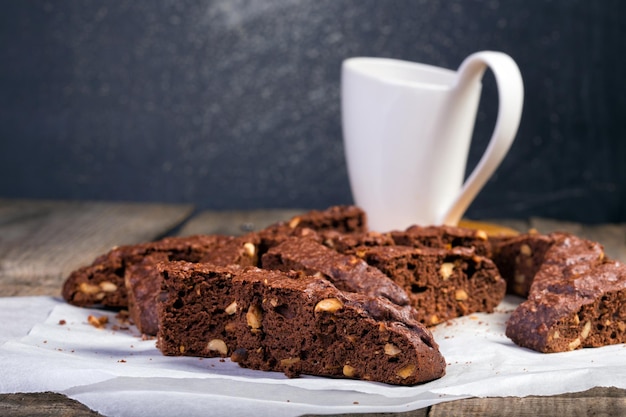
[261,237,410,307]
[125,236,259,335]
[62,234,231,308]
[505,232,626,352]
[156,262,446,385]
[228,267,446,385]
[356,246,506,326]
[492,232,603,297]
[157,262,243,357]
[390,225,493,257]
[284,205,367,234]
[248,205,366,258]
[322,225,492,258]
[506,259,626,353]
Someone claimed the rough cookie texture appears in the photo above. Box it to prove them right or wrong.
[390,225,492,257]
[126,236,258,335]
[261,237,410,307]
[322,225,492,259]
[62,235,229,308]
[285,205,367,234]
[230,268,445,385]
[505,232,626,352]
[156,262,445,385]
[249,205,366,258]
[157,262,243,357]
[506,259,626,353]
[125,253,169,335]
[493,232,604,297]
[357,246,505,326]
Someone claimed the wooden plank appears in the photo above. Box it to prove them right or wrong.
[302,410,428,417]
[0,392,103,417]
[429,387,626,417]
[0,199,193,297]
[176,209,304,236]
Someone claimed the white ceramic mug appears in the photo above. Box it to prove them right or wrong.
[341,51,523,231]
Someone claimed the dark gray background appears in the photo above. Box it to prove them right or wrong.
[1,0,625,223]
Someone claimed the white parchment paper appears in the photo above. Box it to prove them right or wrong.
[1,296,624,417]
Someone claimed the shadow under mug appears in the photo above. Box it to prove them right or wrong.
[341,51,524,232]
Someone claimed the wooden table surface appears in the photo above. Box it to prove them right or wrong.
[1,198,624,417]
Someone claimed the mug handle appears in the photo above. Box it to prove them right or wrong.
[440,51,524,226]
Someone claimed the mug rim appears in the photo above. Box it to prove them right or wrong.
[343,57,457,89]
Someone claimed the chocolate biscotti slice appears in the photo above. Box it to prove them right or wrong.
[156,262,446,385]
[357,246,505,326]
[506,258,626,353]
[62,234,231,308]
[157,262,243,358]
[125,252,170,335]
[285,205,367,234]
[322,225,492,258]
[229,268,446,385]
[493,232,604,297]
[249,205,366,258]
[261,237,410,307]
[504,232,626,353]
[390,225,492,257]
[125,236,258,335]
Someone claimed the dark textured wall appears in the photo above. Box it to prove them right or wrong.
[1,0,625,223]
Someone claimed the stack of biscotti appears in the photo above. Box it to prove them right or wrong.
[61,206,368,335]
[63,206,504,335]
[264,232,505,327]
[62,234,259,335]
[62,205,511,384]
[493,232,626,353]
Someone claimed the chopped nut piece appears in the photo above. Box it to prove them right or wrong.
[455,289,469,301]
[246,304,263,330]
[384,343,401,356]
[439,263,454,280]
[475,229,488,240]
[396,364,416,379]
[280,357,301,367]
[342,364,356,377]
[99,281,118,293]
[573,314,580,325]
[580,321,592,339]
[568,338,581,350]
[552,330,560,339]
[243,242,256,257]
[179,345,186,353]
[314,298,344,313]
[206,339,228,355]
[87,314,108,329]
[288,217,301,228]
[224,322,237,333]
[225,301,237,315]
[520,243,532,256]
[430,315,440,325]
[79,282,101,295]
